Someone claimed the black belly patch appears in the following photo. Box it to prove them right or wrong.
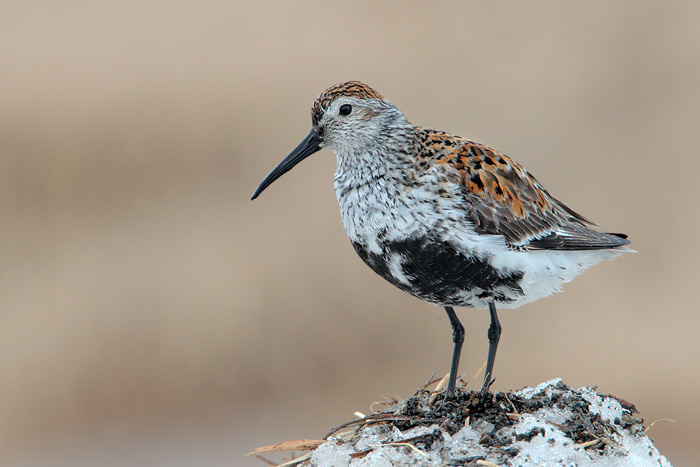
[352,237,524,306]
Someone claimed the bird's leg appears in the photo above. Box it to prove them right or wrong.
[481,302,501,392]
[444,306,464,398]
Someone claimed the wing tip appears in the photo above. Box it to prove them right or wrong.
[525,227,631,251]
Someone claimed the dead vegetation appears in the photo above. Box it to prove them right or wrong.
[248,377,660,466]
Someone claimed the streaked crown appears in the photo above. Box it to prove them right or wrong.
[311,81,383,127]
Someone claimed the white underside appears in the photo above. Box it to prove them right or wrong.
[488,248,623,309]
[335,158,627,310]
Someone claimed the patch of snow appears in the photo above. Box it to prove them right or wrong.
[516,378,563,399]
[580,386,624,423]
[448,424,490,462]
[353,444,443,467]
[306,381,672,467]
[310,438,354,467]
[510,409,671,467]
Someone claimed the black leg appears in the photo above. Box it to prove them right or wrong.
[481,302,501,392]
[444,306,464,398]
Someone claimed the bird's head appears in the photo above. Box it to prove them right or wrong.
[251,81,408,200]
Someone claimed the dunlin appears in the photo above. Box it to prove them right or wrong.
[251,81,630,396]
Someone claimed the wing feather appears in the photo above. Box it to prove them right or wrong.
[417,128,630,250]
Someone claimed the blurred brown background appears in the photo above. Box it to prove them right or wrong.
[1,1,698,465]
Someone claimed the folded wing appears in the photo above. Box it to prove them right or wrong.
[419,129,630,250]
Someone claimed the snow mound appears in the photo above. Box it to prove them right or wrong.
[303,379,671,467]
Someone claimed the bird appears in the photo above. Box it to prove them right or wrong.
[251,81,630,397]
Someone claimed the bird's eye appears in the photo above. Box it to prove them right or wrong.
[339,104,352,116]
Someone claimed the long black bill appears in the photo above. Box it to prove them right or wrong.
[251,128,322,200]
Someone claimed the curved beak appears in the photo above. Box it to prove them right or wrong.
[251,128,323,200]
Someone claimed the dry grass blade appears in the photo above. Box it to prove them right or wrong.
[350,432,436,459]
[505,393,519,414]
[374,442,430,458]
[577,438,602,448]
[475,460,499,467]
[324,413,415,439]
[644,418,675,434]
[434,373,450,393]
[274,452,313,467]
[418,372,438,392]
[247,439,325,456]
[472,360,487,382]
